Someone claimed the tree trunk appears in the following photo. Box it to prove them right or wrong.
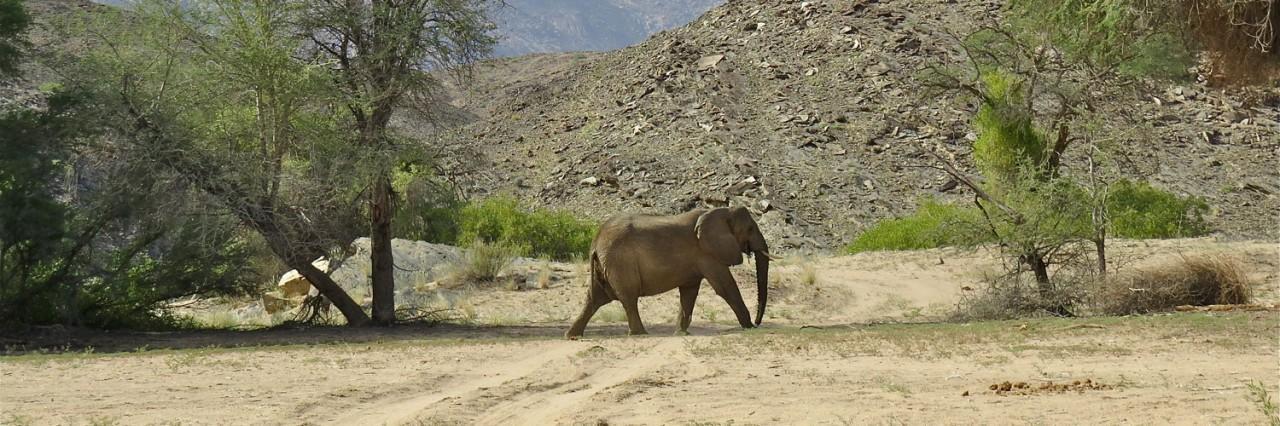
[1027,252,1072,317]
[291,257,369,326]
[1094,237,1107,276]
[370,173,396,325]
[250,209,370,327]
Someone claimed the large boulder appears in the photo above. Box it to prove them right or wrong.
[276,258,331,298]
[328,238,464,297]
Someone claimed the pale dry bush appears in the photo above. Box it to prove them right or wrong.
[1096,255,1253,315]
[952,272,1088,321]
[449,240,516,284]
[536,261,553,290]
[799,261,819,287]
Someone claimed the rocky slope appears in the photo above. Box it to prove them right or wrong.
[491,0,723,57]
[13,0,1277,252]
[440,0,1279,250]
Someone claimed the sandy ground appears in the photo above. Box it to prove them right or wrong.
[2,238,1278,425]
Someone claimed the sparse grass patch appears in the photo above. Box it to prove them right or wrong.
[592,304,627,323]
[1097,255,1253,315]
[1247,380,1280,426]
[88,416,121,426]
[799,261,818,287]
[704,312,1275,360]
[1007,343,1134,358]
[5,414,36,426]
[874,376,913,396]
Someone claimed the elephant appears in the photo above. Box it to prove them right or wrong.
[565,206,774,339]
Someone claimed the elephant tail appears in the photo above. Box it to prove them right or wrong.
[590,251,619,301]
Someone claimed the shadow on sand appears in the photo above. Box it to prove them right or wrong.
[1,323,744,356]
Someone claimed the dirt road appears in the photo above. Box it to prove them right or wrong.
[3,239,1277,425]
[3,312,1277,425]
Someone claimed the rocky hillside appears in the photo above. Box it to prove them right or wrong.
[440,0,1279,250]
[492,0,722,57]
[13,0,1277,252]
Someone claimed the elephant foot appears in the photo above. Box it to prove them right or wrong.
[627,330,648,336]
[674,330,690,336]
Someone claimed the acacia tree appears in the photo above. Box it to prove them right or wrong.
[298,0,497,325]
[922,28,1108,317]
[66,0,374,325]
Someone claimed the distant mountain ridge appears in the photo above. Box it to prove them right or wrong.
[89,0,723,57]
[492,0,723,57]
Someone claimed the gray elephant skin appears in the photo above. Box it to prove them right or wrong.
[565,206,773,338]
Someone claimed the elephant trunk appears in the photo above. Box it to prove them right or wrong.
[754,252,768,326]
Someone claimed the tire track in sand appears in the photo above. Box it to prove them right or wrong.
[473,337,704,425]
[330,341,582,425]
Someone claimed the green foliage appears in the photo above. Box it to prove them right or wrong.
[396,188,597,262]
[1006,0,1193,79]
[846,200,985,254]
[0,0,29,78]
[848,178,1211,253]
[1106,180,1209,238]
[987,176,1095,250]
[392,165,465,245]
[0,90,258,330]
[972,69,1050,184]
[456,197,596,261]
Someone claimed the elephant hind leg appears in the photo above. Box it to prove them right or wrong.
[620,296,647,335]
[565,258,614,339]
[676,284,699,335]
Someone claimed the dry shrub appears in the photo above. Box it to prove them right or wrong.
[1097,255,1253,315]
[1178,0,1280,86]
[536,261,552,289]
[952,272,1087,321]
[449,239,516,284]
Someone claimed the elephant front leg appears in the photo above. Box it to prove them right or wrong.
[619,297,648,335]
[676,285,699,335]
[703,265,755,329]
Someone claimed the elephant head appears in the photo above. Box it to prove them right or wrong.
[695,206,771,326]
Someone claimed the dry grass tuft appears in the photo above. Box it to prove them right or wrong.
[1098,255,1253,315]
[799,261,818,287]
[449,240,517,284]
[536,261,553,289]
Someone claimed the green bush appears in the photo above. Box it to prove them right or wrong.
[397,193,597,261]
[456,197,596,261]
[973,69,1050,183]
[1107,180,1209,238]
[846,200,984,254]
[846,179,1210,254]
[1006,0,1195,79]
[0,92,258,330]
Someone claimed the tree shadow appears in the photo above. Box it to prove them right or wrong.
[0,322,738,356]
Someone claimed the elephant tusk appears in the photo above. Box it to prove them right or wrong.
[764,252,783,261]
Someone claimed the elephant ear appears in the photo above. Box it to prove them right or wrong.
[696,208,743,266]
